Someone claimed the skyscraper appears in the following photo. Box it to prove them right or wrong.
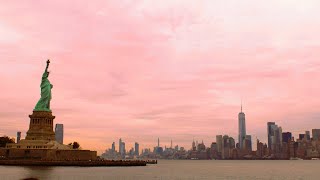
[111,142,115,152]
[17,131,21,144]
[256,139,265,158]
[119,138,122,153]
[299,134,305,140]
[238,103,246,149]
[216,135,223,153]
[267,122,276,150]
[121,142,126,155]
[244,135,252,152]
[135,142,139,156]
[192,139,196,151]
[175,145,179,151]
[55,124,64,144]
[267,122,282,154]
[312,129,320,140]
[305,131,311,140]
[282,132,292,143]
[221,135,235,159]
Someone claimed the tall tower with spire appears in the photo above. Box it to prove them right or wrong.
[158,137,160,147]
[238,101,246,150]
[192,138,196,151]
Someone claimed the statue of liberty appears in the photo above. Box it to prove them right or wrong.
[34,60,53,112]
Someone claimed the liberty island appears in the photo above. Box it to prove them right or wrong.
[0,60,148,166]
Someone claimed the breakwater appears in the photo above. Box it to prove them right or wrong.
[0,159,147,167]
[146,159,157,164]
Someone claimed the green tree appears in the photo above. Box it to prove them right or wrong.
[68,141,80,149]
[0,136,15,147]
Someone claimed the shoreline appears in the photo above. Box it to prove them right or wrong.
[0,159,149,167]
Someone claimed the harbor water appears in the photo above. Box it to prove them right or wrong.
[0,160,319,180]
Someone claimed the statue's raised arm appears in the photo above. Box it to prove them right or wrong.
[45,59,50,73]
[34,59,53,112]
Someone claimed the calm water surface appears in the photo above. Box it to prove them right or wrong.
[0,160,319,180]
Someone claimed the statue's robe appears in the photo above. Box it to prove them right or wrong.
[34,71,52,112]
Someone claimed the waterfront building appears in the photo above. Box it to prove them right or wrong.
[118,139,126,156]
[121,142,126,155]
[222,135,235,159]
[256,139,264,158]
[229,137,236,149]
[222,135,231,159]
[111,142,115,152]
[211,142,217,151]
[305,131,311,140]
[16,131,21,144]
[267,122,276,150]
[135,142,139,156]
[312,129,320,141]
[192,139,196,151]
[281,142,290,159]
[154,138,163,155]
[268,122,282,153]
[119,138,122,153]
[244,135,252,152]
[282,132,292,143]
[267,122,282,155]
[216,135,223,153]
[274,126,282,154]
[238,103,246,150]
[210,142,218,158]
[55,124,64,144]
[175,145,179,151]
[197,141,206,151]
[129,147,135,156]
[289,140,298,158]
[155,146,163,155]
[299,134,305,140]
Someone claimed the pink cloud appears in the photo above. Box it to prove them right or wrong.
[1,0,320,154]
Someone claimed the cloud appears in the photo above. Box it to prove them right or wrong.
[1,0,320,153]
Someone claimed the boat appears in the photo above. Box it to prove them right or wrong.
[290,157,303,160]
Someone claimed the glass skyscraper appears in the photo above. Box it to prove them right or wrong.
[135,142,139,156]
[238,104,246,149]
[55,124,64,144]
[267,122,276,150]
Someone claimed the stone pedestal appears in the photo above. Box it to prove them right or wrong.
[25,111,56,141]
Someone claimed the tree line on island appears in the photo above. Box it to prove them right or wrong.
[0,135,80,149]
[68,141,80,149]
[0,136,15,147]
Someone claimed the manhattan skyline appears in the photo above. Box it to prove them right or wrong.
[1,1,320,154]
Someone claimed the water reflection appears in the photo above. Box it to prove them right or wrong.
[22,166,53,180]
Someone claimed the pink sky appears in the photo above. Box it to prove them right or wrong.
[1,0,320,154]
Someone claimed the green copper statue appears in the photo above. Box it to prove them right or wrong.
[34,60,53,112]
